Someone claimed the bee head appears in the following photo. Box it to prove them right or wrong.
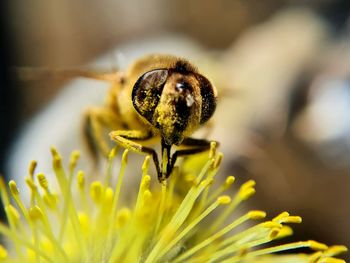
[132,60,217,145]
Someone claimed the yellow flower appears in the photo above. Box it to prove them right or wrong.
[0,144,347,262]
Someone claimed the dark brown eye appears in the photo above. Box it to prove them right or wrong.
[132,69,168,124]
[196,74,217,124]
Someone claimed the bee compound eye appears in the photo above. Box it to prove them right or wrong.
[197,74,217,124]
[132,69,169,124]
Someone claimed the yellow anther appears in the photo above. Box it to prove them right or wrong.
[275,226,293,238]
[77,171,85,190]
[239,187,256,200]
[225,176,235,186]
[141,175,151,190]
[269,228,281,239]
[308,240,328,251]
[25,177,37,191]
[261,221,282,229]
[321,258,346,263]
[9,180,19,196]
[283,216,302,224]
[50,146,60,158]
[116,208,131,228]
[209,141,217,159]
[325,245,348,256]
[29,206,44,221]
[143,190,152,203]
[6,204,20,223]
[241,180,256,190]
[28,160,37,178]
[142,156,151,173]
[185,174,196,183]
[217,195,231,204]
[90,181,103,203]
[37,173,49,190]
[273,211,290,222]
[214,153,223,169]
[0,245,8,259]
[69,150,80,169]
[78,212,90,233]
[104,187,114,205]
[248,210,266,220]
[108,146,118,160]
[53,156,62,170]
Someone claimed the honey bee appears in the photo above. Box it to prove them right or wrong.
[16,54,218,182]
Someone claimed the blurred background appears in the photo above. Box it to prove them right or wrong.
[1,0,350,259]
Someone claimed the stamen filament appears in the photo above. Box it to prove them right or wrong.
[221,240,328,263]
[157,195,231,261]
[173,211,254,262]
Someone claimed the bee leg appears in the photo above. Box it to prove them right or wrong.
[109,130,162,181]
[161,139,172,181]
[166,138,218,178]
[83,107,123,163]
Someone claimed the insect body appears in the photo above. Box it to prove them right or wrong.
[83,54,218,181]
